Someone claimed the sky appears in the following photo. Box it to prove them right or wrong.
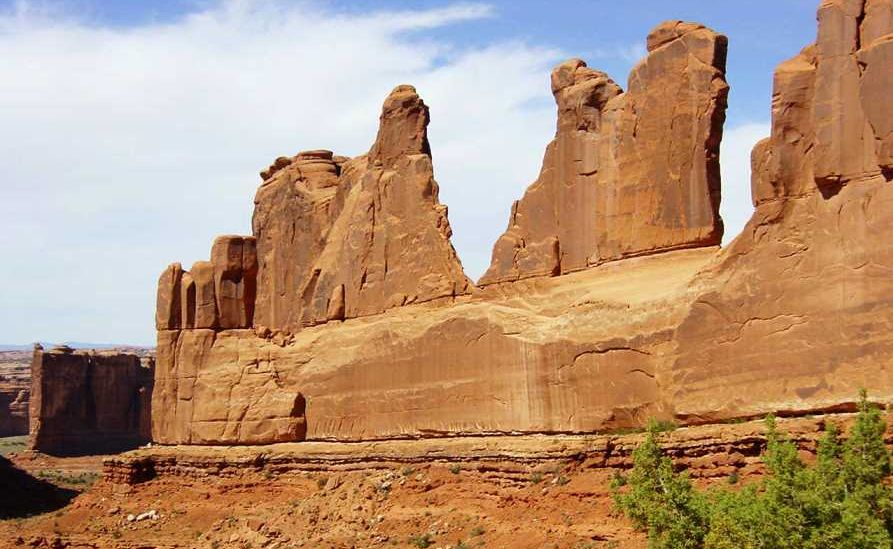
[0,0,820,345]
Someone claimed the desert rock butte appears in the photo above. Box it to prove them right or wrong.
[149,4,893,446]
[5,1,893,547]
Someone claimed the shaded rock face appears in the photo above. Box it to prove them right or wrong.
[151,2,893,445]
[480,21,728,285]
[672,0,893,422]
[29,347,154,455]
[0,389,29,437]
[153,85,469,444]
[0,352,30,436]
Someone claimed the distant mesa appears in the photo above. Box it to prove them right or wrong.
[28,346,154,456]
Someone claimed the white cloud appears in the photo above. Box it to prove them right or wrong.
[720,122,770,244]
[0,0,560,344]
[0,0,766,345]
[585,42,648,63]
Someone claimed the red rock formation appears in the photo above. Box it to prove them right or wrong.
[671,0,893,422]
[251,85,469,331]
[0,351,30,436]
[29,345,154,455]
[150,1,893,446]
[151,328,308,445]
[153,85,469,444]
[0,388,28,436]
[480,21,728,284]
[156,236,257,332]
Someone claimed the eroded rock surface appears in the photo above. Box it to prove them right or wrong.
[151,2,893,446]
[672,0,893,422]
[154,85,469,444]
[158,248,711,443]
[29,346,154,455]
[156,236,257,332]
[0,351,30,436]
[480,21,728,284]
[251,85,469,331]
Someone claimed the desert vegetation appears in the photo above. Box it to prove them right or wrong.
[613,391,893,549]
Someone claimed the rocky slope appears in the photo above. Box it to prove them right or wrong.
[149,0,893,447]
[3,413,890,548]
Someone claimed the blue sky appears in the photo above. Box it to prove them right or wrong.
[1,0,819,125]
[0,0,822,344]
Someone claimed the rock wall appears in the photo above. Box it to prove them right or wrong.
[0,352,30,436]
[29,346,154,455]
[151,2,893,445]
[109,413,889,484]
[154,85,470,444]
[251,85,470,332]
[670,0,893,422]
[480,21,728,285]
[0,387,28,437]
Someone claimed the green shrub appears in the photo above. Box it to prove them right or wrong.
[611,420,709,549]
[612,391,893,549]
[409,533,434,548]
[726,470,739,485]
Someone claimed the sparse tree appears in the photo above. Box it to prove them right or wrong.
[613,392,893,549]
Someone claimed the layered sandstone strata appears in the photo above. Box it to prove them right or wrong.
[154,85,470,444]
[152,2,893,446]
[670,0,893,422]
[29,345,154,455]
[251,86,470,331]
[0,352,30,436]
[108,413,888,484]
[480,21,728,284]
[159,248,712,443]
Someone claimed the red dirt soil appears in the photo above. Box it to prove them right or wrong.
[5,413,882,549]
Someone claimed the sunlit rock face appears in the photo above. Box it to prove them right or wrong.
[672,0,893,422]
[151,2,893,446]
[480,21,728,285]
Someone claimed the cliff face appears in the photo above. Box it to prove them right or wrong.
[480,21,728,285]
[0,388,28,436]
[29,346,154,455]
[153,85,470,444]
[251,85,470,332]
[671,0,893,422]
[152,2,893,446]
[0,352,30,436]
